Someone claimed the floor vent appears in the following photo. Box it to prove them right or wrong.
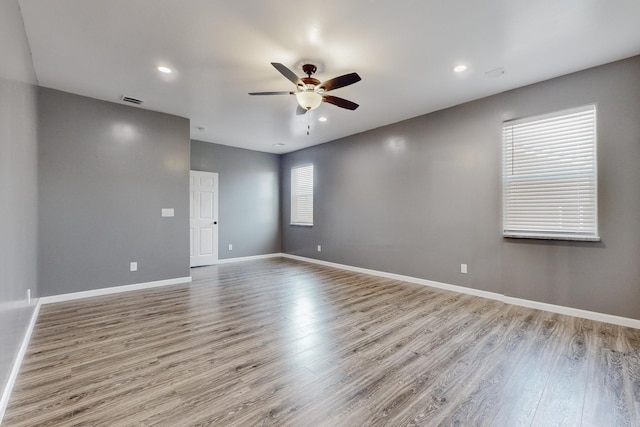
[121,95,143,105]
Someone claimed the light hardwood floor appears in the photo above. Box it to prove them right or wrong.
[5,258,640,426]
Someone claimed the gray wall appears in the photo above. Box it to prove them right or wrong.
[0,0,39,411]
[282,56,640,320]
[38,88,191,296]
[191,141,281,259]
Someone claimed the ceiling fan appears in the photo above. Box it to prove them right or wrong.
[249,62,361,115]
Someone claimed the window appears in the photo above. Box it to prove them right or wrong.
[503,105,598,241]
[291,164,314,225]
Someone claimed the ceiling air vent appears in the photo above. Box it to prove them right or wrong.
[120,95,143,105]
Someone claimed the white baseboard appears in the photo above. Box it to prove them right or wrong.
[281,254,640,329]
[39,276,192,305]
[0,299,41,424]
[215,253,282,264]
[502,296,640,329]
[281,254,504,301]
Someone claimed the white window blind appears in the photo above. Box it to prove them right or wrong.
[291,164,314,225]
[503,105,599,241]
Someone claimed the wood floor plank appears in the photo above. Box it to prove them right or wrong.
[488,311,567,426]
[581,321,638,426]
[530,316,592,427]
[5,258,640,426]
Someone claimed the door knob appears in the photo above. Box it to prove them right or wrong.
[213,221,217,225]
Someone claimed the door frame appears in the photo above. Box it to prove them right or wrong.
[190,170,219,267]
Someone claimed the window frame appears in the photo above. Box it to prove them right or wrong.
[502,104,599,241]
[290,163,314,226]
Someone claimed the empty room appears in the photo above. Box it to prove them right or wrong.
[2,0,640,425]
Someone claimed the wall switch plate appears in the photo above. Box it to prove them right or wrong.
[27,289,31,304]
[130,262,138,272]
[228,244,233,251]
[317,245,322,252]
[461,264,468,274]
[161,208,174,217]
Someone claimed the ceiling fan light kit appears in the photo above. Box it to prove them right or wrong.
[295,91,322,110]
[250,62,361,114]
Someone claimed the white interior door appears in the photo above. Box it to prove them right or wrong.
[190,171,218,267]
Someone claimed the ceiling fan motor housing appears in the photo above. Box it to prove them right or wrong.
[300,64,321,90]
[301,77,321,91]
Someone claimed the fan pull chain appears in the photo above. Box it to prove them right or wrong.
[307,111,310,136]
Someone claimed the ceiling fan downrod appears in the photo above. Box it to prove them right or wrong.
[302,64,317,77]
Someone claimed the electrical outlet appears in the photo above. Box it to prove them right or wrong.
[317,245,322,252]
[130,262,138,272]
[461,263,467,274]
[228,244,233,251]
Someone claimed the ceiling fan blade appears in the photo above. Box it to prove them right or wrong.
[271,62,305,88]
[248,91,294,96]
[296,105,308,115]
[322,95,359,110]
[319,73,361,92]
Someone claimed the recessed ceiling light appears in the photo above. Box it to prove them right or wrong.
[453,65,467,73]
[318,117,327,122]
[272,143,285,147]
[157,66,172,74]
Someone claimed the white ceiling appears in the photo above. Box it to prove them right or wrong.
[19,0,640,154]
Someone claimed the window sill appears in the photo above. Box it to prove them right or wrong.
[503,233,600,242]
[290,223,313,227]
